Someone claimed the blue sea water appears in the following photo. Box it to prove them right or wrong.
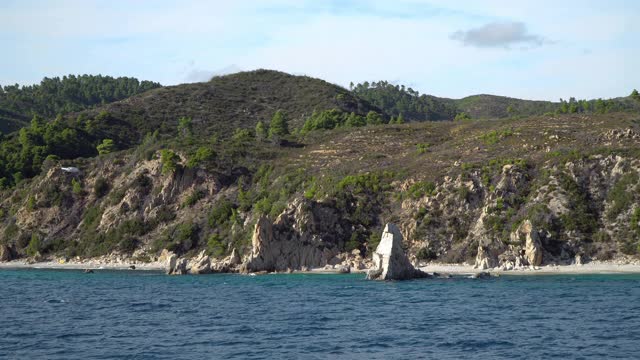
[1,270,639,359]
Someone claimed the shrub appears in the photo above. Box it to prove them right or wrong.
[416,246,437,261]
[94,177,110,198]
[454,112,471,121]
[407,181,436,199]
[154,205,176,224]
[186,147,216,169]
[175,222,198,250]
[133,173,153,195]
[160,149,179,175]
[207,234,226,257]
[71,178,83,195]
[416,143,430,154]
[208,198,234,227]
[183,189,205,208]
[26,233,41,257]
[607,172,638,221]
[480,129,513,145]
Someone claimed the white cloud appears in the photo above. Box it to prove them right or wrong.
[450,22,548,49]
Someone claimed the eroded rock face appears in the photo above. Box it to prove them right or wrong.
[0,244,12,262]
[366,224,428,280]
[474,246,497,270]
[240,199,343,272]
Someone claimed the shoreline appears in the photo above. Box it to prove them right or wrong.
[418,261,640,275]
[0,260,165,271]
[2,259,640,275]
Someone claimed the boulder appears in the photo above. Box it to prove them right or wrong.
[366,223,429,281]
[470,272,493,279]
[189,250,212,274]
[0,244,12,262]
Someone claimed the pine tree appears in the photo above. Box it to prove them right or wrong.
[255,121,267,141]
[97,139,116,155]
[268,110,289,138]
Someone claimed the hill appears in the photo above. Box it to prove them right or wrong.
[0,75,161,134]
[79,69,383,141]
[1,70,640,273]
[353,81,640,120]
[0,70,384,187]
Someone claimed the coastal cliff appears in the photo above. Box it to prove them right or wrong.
[0,71,639,271]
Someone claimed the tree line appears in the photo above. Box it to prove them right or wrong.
[0,74,160,121]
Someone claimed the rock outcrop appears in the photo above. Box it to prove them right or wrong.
[189,250,212,274]
[474,245,497,270]
[366,223,428,280]
[166,254,188,275]
[240,200,343,272]
[519,220,543,266]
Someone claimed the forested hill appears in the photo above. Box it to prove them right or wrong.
[352,80,640,120]
[351,81,458,121]
[0,70,383,188]
[0,75,161,134]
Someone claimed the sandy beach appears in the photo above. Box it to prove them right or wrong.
[419,261,640,275]
[0,259,165,271]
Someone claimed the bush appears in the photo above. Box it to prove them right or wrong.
[94,177,109,198]
[454,112,471,121]
[160,149,179,175]
[71,178,83,195]
[208,198,234,227]
[154,205,176,224]
[186,146,216,169]
[97,139,116,155]
[416,143,430,154]
[133,173,153,195]
[607,172,638,221]
[416,246,437,261]
[175,222,198,250]
[183,189,205,208]
[480,129,513,145]
[407,181,436,199]
[26,233,41,257]
[207,234,226,257]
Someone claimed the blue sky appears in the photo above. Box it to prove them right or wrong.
[1,0,638,100]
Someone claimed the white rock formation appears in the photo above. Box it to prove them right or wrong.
[189,250,212,274]
[166,254,188,275]
[366,223,428,280]
[521,220,543,266]
[474,246,497,270]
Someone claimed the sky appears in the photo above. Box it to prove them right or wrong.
[1,0,639,101]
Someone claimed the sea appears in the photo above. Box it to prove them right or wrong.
[1,269,639,359]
